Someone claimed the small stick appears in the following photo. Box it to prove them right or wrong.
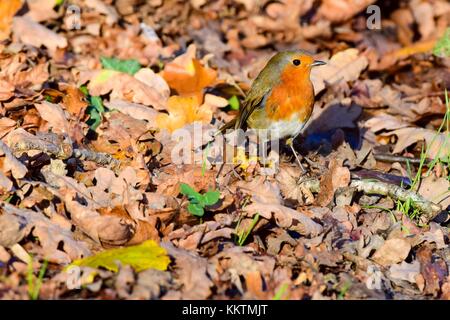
[373,153,427,165]
[72,149,120,167]
[298,178,443,224]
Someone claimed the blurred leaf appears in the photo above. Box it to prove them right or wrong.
[203,190,220,206]
[0,0,23,41]
[100,56,141,75]
[86,96,104,130]
[188,203,204,217]
[433,28,450,58]
[69,240,170,273]
[228,95,240,110]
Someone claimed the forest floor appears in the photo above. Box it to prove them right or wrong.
[0,0,449,300]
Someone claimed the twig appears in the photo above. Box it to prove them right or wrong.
[373,153,427,165]
[350,180,441,224]
[298,178,443,224]
[10,133,119,168]
[73,149,120,167]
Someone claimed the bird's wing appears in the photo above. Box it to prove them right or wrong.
[234,90,268,130]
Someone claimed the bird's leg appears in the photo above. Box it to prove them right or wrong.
[286,137,306,173]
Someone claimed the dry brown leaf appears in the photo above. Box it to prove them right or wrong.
[236,177,323,236]
[62,86,89,118]
[410,0,436,40]
[0,140,27,183]
[25,0,61,22]
[62,188,135,246]
[365,114,409,133]
[161,242,213,299]
[35,101,70,136]
[12,16,68,53]
[0,118,16,139]
[105,99,159,125]
[418,175,450,211]
[11,62,49,89]
[372,238,411,267]
[87,69,168,110]
[311,48,368,95]
[317,0,377,23]
[315,159,351,207]
[388,260,421,284]
[0,202,90,264]
[391,127,450,160]
[0,79,15,101]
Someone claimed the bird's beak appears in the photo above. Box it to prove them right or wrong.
[311,60,326,67]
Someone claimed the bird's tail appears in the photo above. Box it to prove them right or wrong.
[199,118,237,151]
[218,118,237,136]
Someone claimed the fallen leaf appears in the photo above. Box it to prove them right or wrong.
[420,222,447,249]
[236,177,323,236]
[388,260,421,284]
[372,238,411,267]
[317,0,377,23]
[12,16,68,53]
[104,99,159,124]
[0,140,27,185]
[0,79,15,101]
[87,68,168,110]
[156,95,213,132]
[0,202,90,264]
[161,241,213,299]
[25,0,60,22]
[391,127,450,160]
[70,240,170,272]
[418,175,450,211]
[62,86,89,118]
[161,44,217,101]
[0,0,23,41]
[311,48,368,95]
[315,159,351,207]
[35,101,71,136]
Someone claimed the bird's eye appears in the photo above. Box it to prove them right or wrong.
[293,59,301,66]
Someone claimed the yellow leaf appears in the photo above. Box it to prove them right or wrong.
[68,240,170,273]
[161,44,217,101]
[156,95,213,132]
[0,0,23,41]
[90,69,120,86]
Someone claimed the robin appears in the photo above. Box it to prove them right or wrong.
[219,51,326,170]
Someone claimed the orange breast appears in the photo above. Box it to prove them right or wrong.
[265,67,314,122]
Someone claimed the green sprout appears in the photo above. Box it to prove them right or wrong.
[179,183,220,217]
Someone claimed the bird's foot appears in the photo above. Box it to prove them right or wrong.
[286,138,306,173]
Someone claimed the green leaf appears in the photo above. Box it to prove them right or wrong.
[90,96,105,113]
[433,28,450,58]
[203,190,220,206]
[86,96,105,130]
[100,56,141,75]
[86,107,101,130]
[69,240,170,273]
[179,183,203,204]
[228,95,240,110]
[188,203,204,217]
[79,85,89,96]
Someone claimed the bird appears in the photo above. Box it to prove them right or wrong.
[218,51,326,171]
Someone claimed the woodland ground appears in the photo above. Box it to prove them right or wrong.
[0,0,449,300]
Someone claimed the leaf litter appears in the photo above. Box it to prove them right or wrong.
[0,0,449,300]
